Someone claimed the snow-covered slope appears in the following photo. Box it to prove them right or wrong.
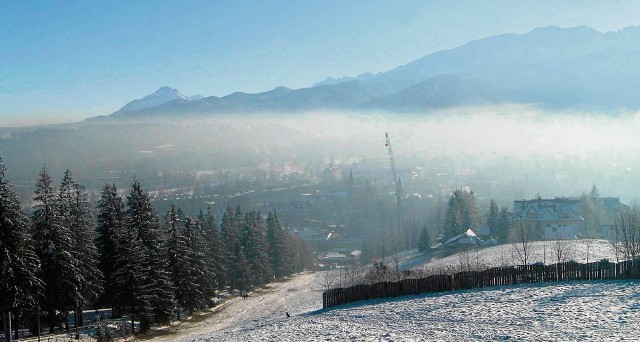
[151,271,325,342]
[150,241,626,341]
[164,275,640,341]
[419,239,618,273]
[176,279,640,341]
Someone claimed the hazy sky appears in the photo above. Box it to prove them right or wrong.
[2,0,640,126]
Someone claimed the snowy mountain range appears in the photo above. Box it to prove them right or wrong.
[104,25,640,119]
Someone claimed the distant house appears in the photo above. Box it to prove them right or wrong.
[543,224,579,240]
[513,197,584,240]
[323,251,349,267]
[513,196,626,240]
[473,225,492,240]
[442,229,481,249]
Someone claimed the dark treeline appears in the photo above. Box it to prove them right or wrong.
[0,158,313,336]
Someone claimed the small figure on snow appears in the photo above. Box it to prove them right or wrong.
[286,312,291,318]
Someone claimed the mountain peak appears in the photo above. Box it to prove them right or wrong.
[151,86,186,98]
[525,25,600,39]
[113,86,188,115]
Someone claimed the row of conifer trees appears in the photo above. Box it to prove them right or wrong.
[0,159,312,335]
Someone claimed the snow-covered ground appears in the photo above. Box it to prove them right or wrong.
[150,240,634,341]
[413,239,619,273]
[173,279,640,341]
[150,271,326,342]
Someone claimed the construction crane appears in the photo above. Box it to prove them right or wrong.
[385,132,404,203]
[385,132,405,257]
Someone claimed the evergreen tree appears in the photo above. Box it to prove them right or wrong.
[487,199,500,234]
[198,207,225,292]
[181,217,208,312]
[111,218,153,333]
[417,226,430,253]
[443,189,481,240]
[31,166,78,332]
[147,241,176,326]
[126,180,160,251]
[165,207,209,315]
[495,207,512,243]
[230,239,251,291]
[220,206,241,289]
[58,170,103,326]
[220,206,238,252]
[0,160,42,331]
[266,212,286,278]
[241,212,273,286]
[164,203,188,319]
[95,183,125,309]
[125,180,174,327]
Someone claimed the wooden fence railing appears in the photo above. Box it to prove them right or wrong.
[322,259,640,308]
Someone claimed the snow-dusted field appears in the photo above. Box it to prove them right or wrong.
[150,271,326,342]
[151,240,636,341]
[183,280,640,341]
[414,239,619,272]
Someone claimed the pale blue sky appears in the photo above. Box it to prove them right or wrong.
[2,0,640,126]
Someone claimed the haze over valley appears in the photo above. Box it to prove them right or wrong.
[4,1,640,340]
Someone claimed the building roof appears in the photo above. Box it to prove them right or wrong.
[443,229,480,246]
[513,197,583,222]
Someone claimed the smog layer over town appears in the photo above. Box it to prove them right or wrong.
[3,1,640,341]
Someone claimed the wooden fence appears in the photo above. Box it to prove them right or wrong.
[322,259,640,308]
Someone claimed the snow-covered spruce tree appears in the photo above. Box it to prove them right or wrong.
[266,212,289,278]
[231,239,251,291]
[220,206,240,289]
[127,180,160,251]
[0,159,42,334]
[198,207,225,292]
[31,166,79,332]
[163,203,188,319]
[181,217,208,312]
[58,170,103,326]
[111,218,153,333]
[95,183,125,310]
[126,180,175,327]
[241,211,273,286]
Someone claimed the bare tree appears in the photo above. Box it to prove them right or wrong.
[552,233,575,264]
[583,236,595,264]
[614,203,640,260]
[457,248,473,271]
[511,221,535,265]
[393,253,402,281]
[610,221,621,263]
[452,245,486,272]
[318,270,338,291]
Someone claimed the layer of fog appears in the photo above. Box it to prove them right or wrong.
[3,104,640,205]
[254,104,640,203]
[275,104,640,159]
